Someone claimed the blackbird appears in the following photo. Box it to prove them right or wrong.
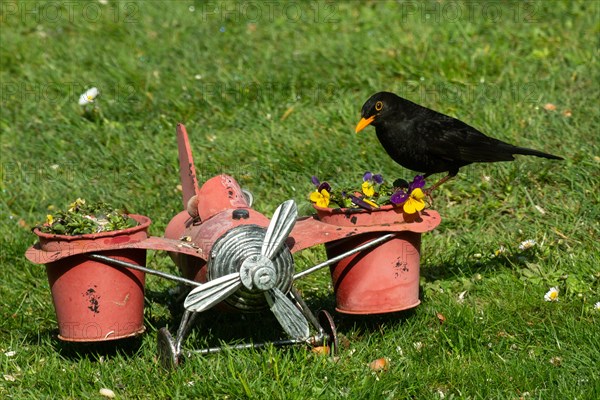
[355,91,563,191]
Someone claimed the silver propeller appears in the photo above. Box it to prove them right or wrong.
[183,200,309,340]
[183,273,242,313]
[261,199,297,259]
[266,288,309,340]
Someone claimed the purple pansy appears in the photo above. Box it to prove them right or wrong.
[311,176,331,193]
[318,182,331,192]
[409,175,426,191]
[363,171,384,184]
[390,189,409,205]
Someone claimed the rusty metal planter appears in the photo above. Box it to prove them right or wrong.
[26,215,150,341]
[314,205,437,314]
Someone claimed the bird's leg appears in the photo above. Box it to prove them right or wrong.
[425,174,454,194]
[423,172,457,206]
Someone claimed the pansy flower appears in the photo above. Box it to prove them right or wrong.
[390,175,427,214]
[402,187,426,214]
[362,171,383,197]
[308,173,428,212]
[310,176,331,208]
[310,188,330,208]
[363,171,383,184]
[390,189,409,205]
[409,175,426,191]
[361,181,375,197]
[311,176,331,193]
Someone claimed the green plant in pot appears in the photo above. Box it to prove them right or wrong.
[26,199,151,342]
[41,198,138,235]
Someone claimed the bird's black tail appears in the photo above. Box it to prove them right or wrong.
[512,146,564,160]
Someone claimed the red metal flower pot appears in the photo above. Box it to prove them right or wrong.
[26,215,151,342]
[314,205,435,315]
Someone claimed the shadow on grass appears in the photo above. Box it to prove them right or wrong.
[422,254,515,283]
[143,287,184,328]
[333,308,418,334]
[53,335,144,361]
[44,255,517,361]
[145,285,429,353]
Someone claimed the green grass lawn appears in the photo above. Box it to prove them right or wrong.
[1,0,599,398]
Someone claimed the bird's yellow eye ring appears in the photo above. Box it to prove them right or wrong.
[375,101,383,111]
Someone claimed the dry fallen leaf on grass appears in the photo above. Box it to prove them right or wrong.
[311,346,330,355]
[281,106,295,121]
[99,388,115,398]
[368,357,390,372]
[436,312,446,324]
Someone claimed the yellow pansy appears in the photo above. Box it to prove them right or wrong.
[402,188,426,214]
[310,189,330,208]
[361,181,375,197]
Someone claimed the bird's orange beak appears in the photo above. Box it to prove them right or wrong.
[355,115,376,133]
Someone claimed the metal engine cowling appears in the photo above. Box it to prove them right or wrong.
[207,224,294,312]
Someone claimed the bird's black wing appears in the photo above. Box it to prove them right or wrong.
[415,114,517,163]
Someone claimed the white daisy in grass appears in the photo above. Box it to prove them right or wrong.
[78,87,99,105]
[594,302,600,310]
[518,239,536,251]
[493,245,507,257]
[544,287,559,302]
